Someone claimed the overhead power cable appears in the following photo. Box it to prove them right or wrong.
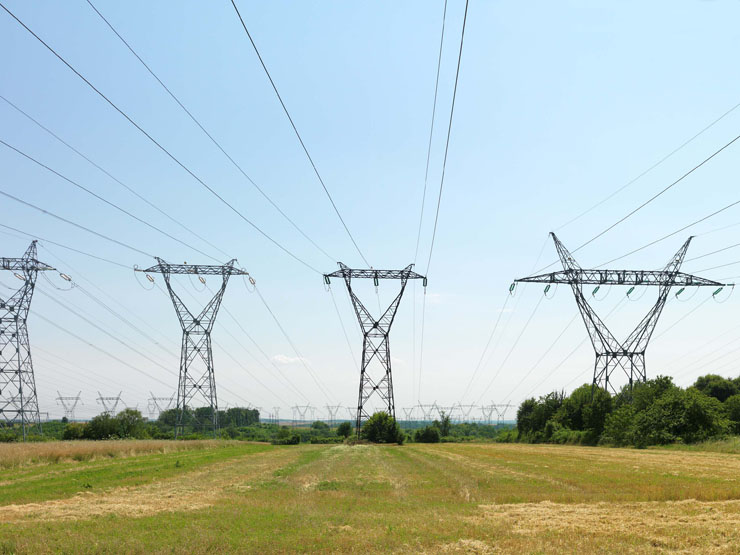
[33,311,172,389]
[571,134,740,256]
[229,0,369,267]
[474,293,544,405]
[556,99,740,231]
[0,138,220,262]
[425,0,469,275]
[0,93,229,259]
[687,241,740,263]
[0,188,153,258]
[413,0,448,263]
[0,222,128,269]
[84,1,333,263]
[597,198,740,268]
[0,2,320,273]
[254,285,336,405]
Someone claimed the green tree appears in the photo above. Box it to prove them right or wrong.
[360,412,403,444]
[62,422,86,440]
[336,421,352,438]
[724,394,740,433]
[693,374,739,403]
[115,409,146,438]
[311,421,330,432]
[435,411,452,437]
[632,387,728,445]
[414,426,440,443]
[599,405,635,446]
[84,413,119,440]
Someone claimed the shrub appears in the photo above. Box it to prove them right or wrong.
[414,426,440,443]
[336,421,352,438]
[311,421,330,432]
[693,374,739,403]
[271,434,300,445]
[724,394,740,433]
[360,412,403,444]
[62,422,87,440]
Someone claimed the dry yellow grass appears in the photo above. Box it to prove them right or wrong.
[0,439,227,469]
[4,442,740,552]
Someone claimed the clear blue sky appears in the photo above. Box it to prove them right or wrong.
[2,0,740,420]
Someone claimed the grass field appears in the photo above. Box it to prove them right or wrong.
[2,441,740,553]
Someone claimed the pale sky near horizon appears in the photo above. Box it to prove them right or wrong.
[2,0,740,420]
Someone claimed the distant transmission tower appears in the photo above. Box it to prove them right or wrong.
[272,406,280,425]
[457,403,477,423]
[0,241,54,440]
[96,391,122,416]
[480,404,495,425]
[147,392,175,420]
[138,258,249,438]
[292,405,311,427]
[494,403,513,425]
[56,391,83,421]
[517,233,729,393]
[324,263,426,434]
[325,404,342,428]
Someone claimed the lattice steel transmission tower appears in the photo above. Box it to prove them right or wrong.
[324,263,426,433]
[96,392,122,416]
[516,233,728,394]
[480,404,495,426]
[147,392,175,420]
[56,391,82,421]
[139,259,249,438]
[0,241,54,440]
[325,404,342,428]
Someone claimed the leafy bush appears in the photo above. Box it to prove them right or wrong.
[360,412,403,444]
[414,425,440,443]
[62,422,87,440]
[725,394,740,433]
[693,374,739,403]
[271,434,300,445]
[336,421,353,438]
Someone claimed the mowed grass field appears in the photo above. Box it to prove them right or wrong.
[2,441,740,553]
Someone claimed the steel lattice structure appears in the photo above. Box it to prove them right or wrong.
[0,241,54,440]
[56,391,83,421]
[140,258,248,437]
[516,233,727,394]
[325,262,426,434]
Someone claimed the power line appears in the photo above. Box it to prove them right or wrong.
[229,0,369,267]
[84,0,334,263]
[597,198,740,268]
[0,222,128,269]
[425,0,469,275]
[0,93,230,259]
[0,2,320,273]
[570,133,740,257]
[686,241,740,262]
[474,293,544,405]
[0,138,220,262]
[556,99,740,231]
[0,188,153,258]
[254,286,335,405]
[413,0,448,263]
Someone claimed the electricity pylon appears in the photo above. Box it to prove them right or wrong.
[457,403,477,423]
[272,406,280,424]
[56,391,83,421]
[138,258,249,438]
[480,404,495,425]
[292,405,311,427]
[148,392,175,420]
[516,233,729,394]
[97,391,122,416]
[324,263,426,434]
[494,403,513,425]
[325,404,342,428]
[402,406,416,422]
[0,241,54,440]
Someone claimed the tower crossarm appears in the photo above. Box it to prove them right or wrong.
[324,263,426,281]
[140,259,248,276]
[0,258,54,272]
[516,270,726,287]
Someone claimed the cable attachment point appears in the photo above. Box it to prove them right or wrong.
[59,273,72,282]
[13,273,24,281]
[509,283,516,296]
